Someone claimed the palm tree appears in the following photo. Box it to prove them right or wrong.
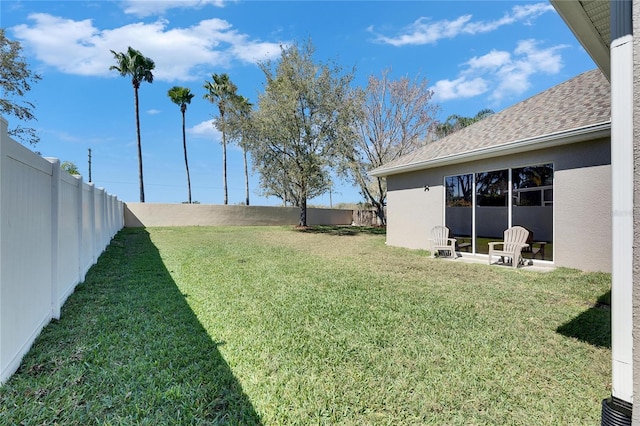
[203,73,238,205]
[168,86,195,203]
[472,108,495,121]
[436,108,495,138]
[109,47,155,202]
[233,95,253,206]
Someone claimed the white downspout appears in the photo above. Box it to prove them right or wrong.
[610,25,634,408]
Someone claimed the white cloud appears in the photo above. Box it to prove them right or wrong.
[433,39,566,103]
[514,39,564,74]
[188,119,221,140]
[464,3,554,33]
[120,0,228,17]
[230,39,284,64]
[11,13,284,81]
[432,77,488,101]
[372,15,472,46]
[466,50,512,71]
[147,109,162,115]
[489,39,565,101]
[370,2,554,46]
[511,3,556,24]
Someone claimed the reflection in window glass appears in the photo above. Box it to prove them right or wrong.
[475,170,508,253]
[446,175,472,207]
[517,189,542,206]
[512,163,553,261]
[513,164,553,206]
[445,174,472,247]
[476,170,508,207]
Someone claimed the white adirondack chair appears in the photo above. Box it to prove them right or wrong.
[488,226,530,268]
[430,226,457,258]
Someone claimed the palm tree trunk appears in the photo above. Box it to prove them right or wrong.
[182,110,191,203]
[134,85,145,202]
[243,146,249,206]
[222,119,228,205]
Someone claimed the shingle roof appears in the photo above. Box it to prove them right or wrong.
[371,69,610,176]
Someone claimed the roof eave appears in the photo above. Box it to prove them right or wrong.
[370,121,611,177]
[550,0,611,80]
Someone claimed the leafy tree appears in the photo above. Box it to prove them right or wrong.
[251,40,361,226]
[347,68,439,225]
[168,86,195,203]
[109,47,155,203]
[226,95,253,205]
[204,73,238,205]
[435,108,494,138]
[0,28,42,146]
[61,161,79,175]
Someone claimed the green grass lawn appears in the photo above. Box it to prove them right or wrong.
[0,226,611,425]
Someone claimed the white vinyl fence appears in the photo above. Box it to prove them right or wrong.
[0,117,124,383]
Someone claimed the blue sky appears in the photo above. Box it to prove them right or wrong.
[2,0,596,206]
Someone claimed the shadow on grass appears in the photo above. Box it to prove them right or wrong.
[556,290,611,349]
[295,225,386,236]
[0,228,261,425]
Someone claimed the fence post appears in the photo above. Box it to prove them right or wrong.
[97,187,106,252]
[107,194,113,238]
[88,183,96,264]
[76,175,85,284]
[45,157,61,320]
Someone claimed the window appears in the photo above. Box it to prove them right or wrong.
[444,163,553,261]
[475,170,508,253]
[513,164,554,207]
[512,164,553,260]
[446,174,472,207]
[476,170,508,206]
[445,174,472,244]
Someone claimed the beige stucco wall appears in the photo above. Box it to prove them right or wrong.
[554,162,611,273]
[385,137,611,272]
[385,168,444,250]
[124,203,354,227]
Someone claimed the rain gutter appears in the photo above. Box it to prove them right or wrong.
[369,121,611,177]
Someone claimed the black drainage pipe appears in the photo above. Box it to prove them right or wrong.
[601,397,632,426]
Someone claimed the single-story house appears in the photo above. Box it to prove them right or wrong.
[370,68,611,273]
[375,1,638,419]
[373,1,638,421]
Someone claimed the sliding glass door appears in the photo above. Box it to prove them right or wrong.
[475,170,508,254]
[445,174,472,252]
[512,164,553,260]
[444,163,553,261]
